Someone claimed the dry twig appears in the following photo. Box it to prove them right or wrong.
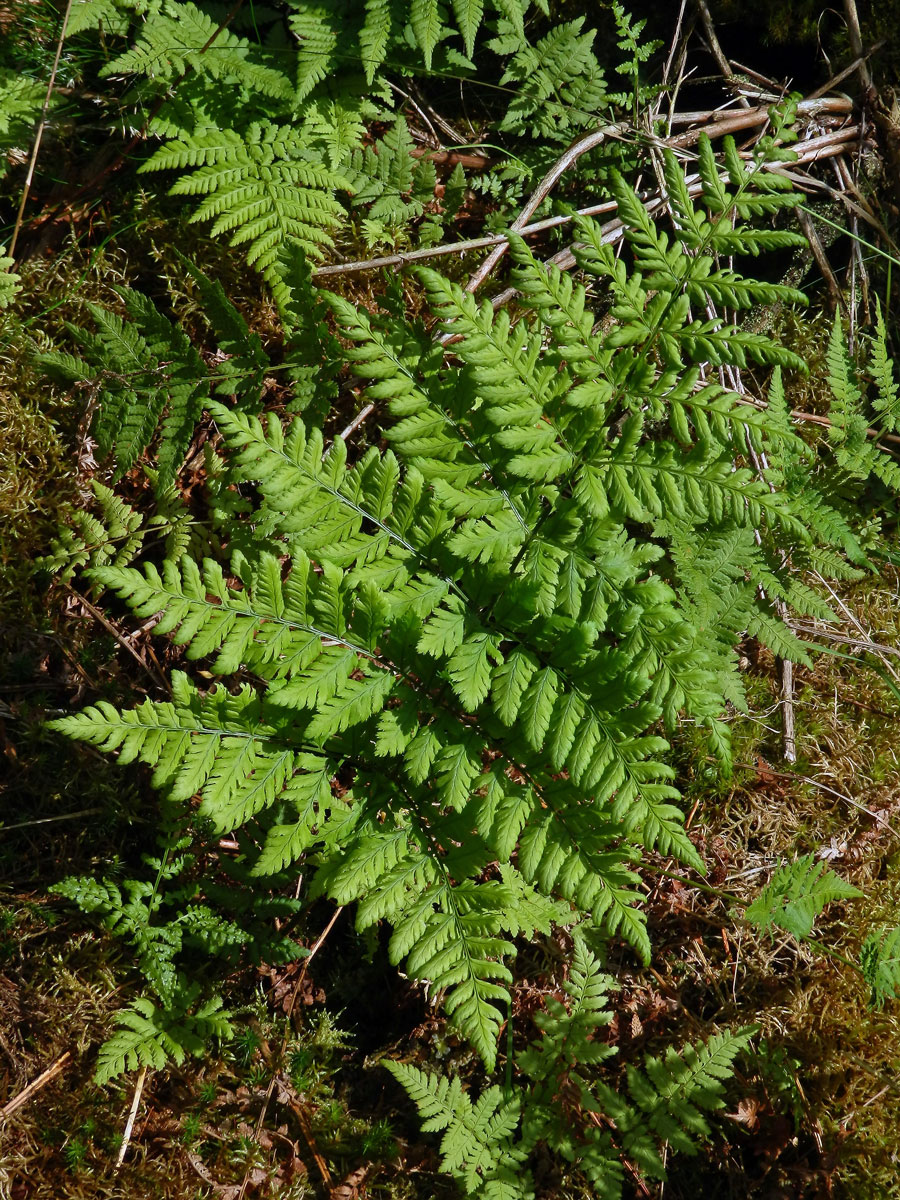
[0,1051,72,1120]
[463,121,631,292]
[8,0,75,258]
[695,0,750,106]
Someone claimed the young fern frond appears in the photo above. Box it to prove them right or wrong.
[38,482,146,583]
[0,244,21,308]
[860,926,900,1007]
[745,854,862,940]
[95,987,233,1085]
[392,941,755,1196]
[869,297,900,432]
[826,313,900,494]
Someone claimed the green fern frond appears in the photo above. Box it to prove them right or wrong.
[0,248,21,308]
[102,0,292,99]
[38,482,146,582]
[869,297,900,433]
[95,987,233,1084]
[624,1027,756,1168]
[498,18,609,138]
[860,926,900,1007]
[143,123,351,299]
[385,1060,528,1196]
[745,854,862,940]
[39,288,207,488]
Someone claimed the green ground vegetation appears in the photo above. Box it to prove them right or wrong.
[4,2,900,1198]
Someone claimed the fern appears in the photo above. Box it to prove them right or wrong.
[0,70,44,180]
[390,940,755,1195]
[385,1060,526,1196]
[745,854,863,940]
[860,926,900,1007]
[622,1027,756,1174]
[38,287,207,488]
[51,140,870,1081]
[0,248,22,309]
[825,308,900,498]
[39,483,144,582]
[95,985,233,1084]
[142,122,351,299]
[101,0,293,100]
[497,18,611,140]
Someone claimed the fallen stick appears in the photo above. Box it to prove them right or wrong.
[0,1051,72,1120]
[463,120,632,293]
[313,120,860,282]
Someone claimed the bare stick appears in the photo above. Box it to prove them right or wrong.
[0,1051,72,1120]
[463,121,631,292]
[410,147,493,168]
[115,1065,148,1170]
[339,403,375,441]
[787,620,900,662]
[313,111,858,282]
[8,0,75,258]
[719,351,797,764]
[796,207,844,312]
[670,106,853,149]
[843,0,873,89]
[695,0,750,106]
[779,657,797,763]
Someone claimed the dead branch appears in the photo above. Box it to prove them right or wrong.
[695,0,751,106]
[463,121,631,292]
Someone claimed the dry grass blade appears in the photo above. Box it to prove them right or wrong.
[114,1064,147,1170]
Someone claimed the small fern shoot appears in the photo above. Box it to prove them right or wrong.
[745,854,862,940]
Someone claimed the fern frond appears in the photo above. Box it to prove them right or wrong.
[39,482,146,582]
[745,854,862,940]
[143,123,351,300]
[0,249,21,307]
[860,926,900,1007]
[95,988,233,1084]
[102,0,292,99]
[869,297,900,433]
[624,1027,755,1167]
[385,1060,528,1196]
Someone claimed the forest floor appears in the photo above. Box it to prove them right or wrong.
[5,2,900,1198]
